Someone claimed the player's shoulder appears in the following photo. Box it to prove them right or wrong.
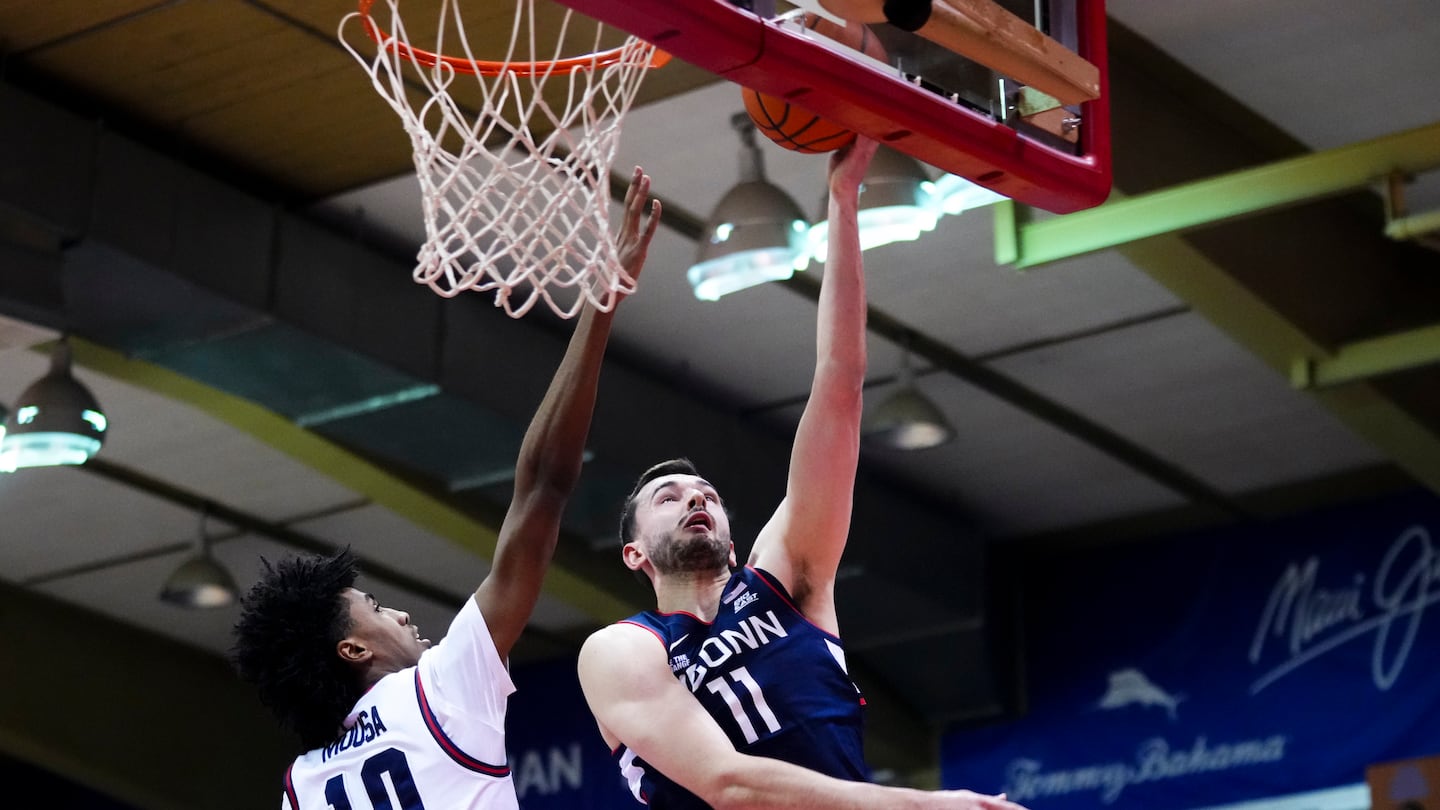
[578,621,667,680]
[587,618,662,647]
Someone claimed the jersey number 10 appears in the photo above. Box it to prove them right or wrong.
[325,747,425,809]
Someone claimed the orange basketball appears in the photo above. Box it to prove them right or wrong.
[742,15,888,154]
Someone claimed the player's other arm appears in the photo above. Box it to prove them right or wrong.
[578,624,1028,810]
[748,139,878,627]
[476,170,660,659]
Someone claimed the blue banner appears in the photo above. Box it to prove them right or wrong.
[507,658,634,808]
[942,490,1440,809]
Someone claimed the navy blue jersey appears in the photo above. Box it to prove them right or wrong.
[611,566,867,807]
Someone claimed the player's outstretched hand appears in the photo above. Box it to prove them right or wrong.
[617,166,662,284]
[828,134,879,197]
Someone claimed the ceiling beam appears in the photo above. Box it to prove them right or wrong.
[68,338,640,623]
[1292,322,1440,389]
[1042,20,1440,496]
[994,120,1440,268]
[1113,233,1440,493]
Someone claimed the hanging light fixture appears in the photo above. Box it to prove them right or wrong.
[0,337,107,472]
[687,113,811,302]
[160,508,239,609]
[933,172,1009,216]
[863,339,955,451]
[808,145,941,262]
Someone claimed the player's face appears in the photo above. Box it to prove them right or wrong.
[341,588,431,671]
[630,474,734,575]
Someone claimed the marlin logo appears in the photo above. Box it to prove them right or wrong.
[1096,668,1185,720]
[722,581,748,604]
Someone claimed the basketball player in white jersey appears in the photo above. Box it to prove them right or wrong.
[579,140,1027,810]
[232,168,662,810]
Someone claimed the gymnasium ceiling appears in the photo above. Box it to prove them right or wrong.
[1,1,1438,807]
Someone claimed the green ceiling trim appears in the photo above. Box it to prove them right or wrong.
[1002,120,1440,269]
[992,198,1021,266]
[1115,237,1440,494]
[1115,236,1326,371]
[1292,322,1440,389]
[66,338,636,622]
[1386,207,1440,241]
[1312,383,1440,494]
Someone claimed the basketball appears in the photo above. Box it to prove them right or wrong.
[742,14,888,154]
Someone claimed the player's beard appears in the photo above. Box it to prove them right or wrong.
[648,526,730,577]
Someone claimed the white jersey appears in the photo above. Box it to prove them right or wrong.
[281,597,518,810]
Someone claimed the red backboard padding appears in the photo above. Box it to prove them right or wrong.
[559,0,1111,213]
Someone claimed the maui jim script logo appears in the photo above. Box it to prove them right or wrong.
[1248,524,1439,694]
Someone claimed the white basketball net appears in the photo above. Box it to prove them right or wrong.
[340,0,662,318]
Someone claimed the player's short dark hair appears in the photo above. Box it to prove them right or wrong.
[231,548,362,750]
[619,458,701,546]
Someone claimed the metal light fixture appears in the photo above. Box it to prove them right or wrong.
[863,341,954,451]
[160,508,239,609]
[809,145,941,262]
[0,337,107,472]
[687,113,811,302]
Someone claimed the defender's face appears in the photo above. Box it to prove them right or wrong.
[629,474,735,576]
[341,588,431,670]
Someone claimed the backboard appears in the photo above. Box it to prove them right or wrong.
[557,0,1111,213]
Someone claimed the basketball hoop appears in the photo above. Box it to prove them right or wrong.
[341,0,670,318]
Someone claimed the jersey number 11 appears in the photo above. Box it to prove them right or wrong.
[705,666,782,744]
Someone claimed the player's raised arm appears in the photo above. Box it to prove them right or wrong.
[748,138,877,628]
[578,623,1030,810]
[476,169,661,658]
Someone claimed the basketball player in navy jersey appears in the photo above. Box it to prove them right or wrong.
[231,169,662,810]
[578,141,1027,810]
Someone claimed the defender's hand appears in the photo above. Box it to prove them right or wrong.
[617,166,662,283]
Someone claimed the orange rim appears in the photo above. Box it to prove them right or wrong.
[357,0,671,76]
